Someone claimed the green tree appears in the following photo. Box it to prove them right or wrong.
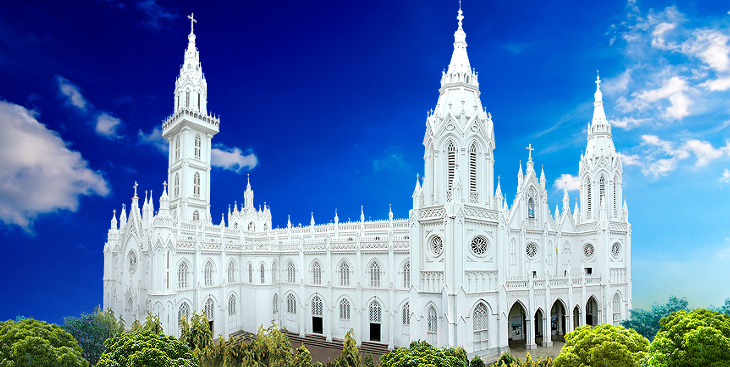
[244,323,295,367]
[338,330,362,367]
[62,307,124,365]
[621,295,689,340]
[143,311,164,334]
[470,355,486,367]
[188,311,212,351]
[96,330,198,367]
[130,319,143,333]
[711,298,730,315]
[293,344,313,367]
[554,324,649,367]
[379,340,469,367]
[0,318,88,367]
[648,309,730,367]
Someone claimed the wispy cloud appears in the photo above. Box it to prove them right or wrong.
[211,144,258,173]
[721,169,730,183]
[0,101,109,231]
[372,148,409,173]
[625,135,730,178]
[137,0,177,30]
[94,112,123,139]
[611,116,651,130]
[56,75,89,113]
[553,173,580,192]
[138,126,168,153]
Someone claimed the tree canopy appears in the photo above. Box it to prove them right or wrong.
[648,309,730,367]
[62,307,124,365]
[96,330,198,367]
[0,318,88,367]
[621,296,689,341]
[554,323,649,367]
[379,340,468,367]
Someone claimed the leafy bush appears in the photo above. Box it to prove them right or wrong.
[379,340,468,367]
[0,318,88,367]
[648,309,730,367]
[554,324,649,367]
[96,329,197,367]
[621,296,689,341]
[62,307,124,365]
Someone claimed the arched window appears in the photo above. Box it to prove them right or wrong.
[228,294,236,316]
[613,293,622,325]
[613,178,618,217]
[402,302,410,325]
[339,262,350,287]
[402,261,411,288]
[178,262,189,288]
[248,222,255,231]
[469,143,477,201]
[194,134,201,160]
[174,173,180,198]
[528,197,535,218]
[273,294,279,314]
[586,177,592,218]
[185,90,190,108]
[272,261,278,283]
[260,263,265,284]
[447,142,456,191]
[248,263,253,283]
[369,300,382,323]
[286,294,296,314]
[287,262,296,283]
[197,93,201,111]
[312,261,322,285]
[369,261,381,288]
[204,261,213,286]
[178,302,190,327]
[339,298,351,320]
[427,307,437,333]
[193,210,199,222]
[312,295,323,316]
[175,137,180,160]
[193,172,200,198]
[599,176,606,201]
[227,261,235,284]
[204,298,214,320]
[473,302,489,350]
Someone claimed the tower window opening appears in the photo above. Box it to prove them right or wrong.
[175,137,180,160]
[197,94,201,110]
[528,198,535,218]
[174,173,180,198]
[586,178,592,219]
[469,144,477,192]
[194,134,201,160]
[193,172,200,198]
[447,142,456,191]
[185,91,190,108]
[599,176,606,201]
[613,180,618,216]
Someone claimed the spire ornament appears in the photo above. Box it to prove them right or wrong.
[188,13,197,34]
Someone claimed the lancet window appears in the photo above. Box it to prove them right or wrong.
[204,261,213,286]
[193,172,200,198]
[447,142,456,191]
[339,298,351,320]
[369,261,381,288]
[402,261,411,288]
[228,294,236,316]
[178,302,190,327]
[178,262,189,288]
[339,262,350,287]
[312,261,322,285]
[287,262,296,284]
[194,134,201,160]
[427,307,437,333]
[204,298,214,320]
[260,263,265,284]
[227,261,235,283]
[286,294,296,314]
[469,143,477,201]
[369,300,382,323]
[402,302,410,325]
[473,302,489,350]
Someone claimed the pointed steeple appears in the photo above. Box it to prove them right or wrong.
[287,215,291,229]
[244,174,254,209]
[360,206,365,222]
[562,185,570,214]
[573,198,580,224]
[334,208,339,224]
[120,203,127,229]
[447,2,471,76]
[389,204,393,221]
[310,212,315,227]
[592,72,608,127]
[584,72,616,157]
[220,213,225,226]
[517,161,524,186]
[111,210,118,230]
[495,175,503,201]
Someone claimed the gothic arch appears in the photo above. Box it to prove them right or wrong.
[309,259,323,285]
[366,258,383,287]
[469,299,494,316]
[551,297,568,312]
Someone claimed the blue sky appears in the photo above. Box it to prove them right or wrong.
[1,0,729,324]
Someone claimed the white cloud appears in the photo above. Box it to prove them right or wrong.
[701,76,730,91]
[634,76,691,120]
[651,22,677,50]
[137,0,177,30]
[626,135,730,178]
[721,169,730,183]
[681,30,730,72]
[620,153,644,167]
[553,173,580,192]
[138,126,168,153]
[602,69,632,94]
[684,139,728,166]
[0,100,109,230]
[211,144,257,173]
[611,116,651,129]
[94,112,122,139]
[56,75,88,112]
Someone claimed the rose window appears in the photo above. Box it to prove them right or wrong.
[583,243,595,258]
[526,243,538,259]
[430,236,443,257]
[611,242,621,258]
[471,236,488,256]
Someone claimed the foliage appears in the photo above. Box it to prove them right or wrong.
[294,344,314,367]
[621,295,689,341]
[0,318,88,367]
[554,324,649,367]
[648,309,730,367]
[62,307,124,365]
[197,336,228,367]
[339,330,362,367]
[189,311,212,351]
[379,340,468,367]
[243,323,296,367]
[486,352,553,367]
[143,311,164,334]
[470,355,486,367]
[130,319,143,333]
[711,298,730,315]
[495,352,517,366]
[363,352,375,367]
[96,330,198,367]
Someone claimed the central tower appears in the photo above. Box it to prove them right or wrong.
[162,14,220,223]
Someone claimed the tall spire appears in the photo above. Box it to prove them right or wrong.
[591,71,608,128]
[447,3,471,76]
[584,72,616,158]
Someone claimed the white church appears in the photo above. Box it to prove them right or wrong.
[103,6,632,360]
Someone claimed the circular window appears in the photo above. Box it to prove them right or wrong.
[526,243,538,259]
[128,251,137,274]
[611,242,621,258]
[583,243,595,258]
[430,236,444,257]
[471,236,488,256]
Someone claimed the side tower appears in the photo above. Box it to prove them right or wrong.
[162,14,220,223]
[409,5,498,349]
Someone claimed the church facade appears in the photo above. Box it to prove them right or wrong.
[103,8,632,360]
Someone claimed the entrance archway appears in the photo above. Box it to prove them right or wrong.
[534,308,544,345]
[573,306,580,329]
[507,301,531,349]
[586,296,598,326]
[550,300,567,338]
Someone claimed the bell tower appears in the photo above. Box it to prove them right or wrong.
[162,14,220,223]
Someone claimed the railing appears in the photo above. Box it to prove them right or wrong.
[506,276,528,289]
[586,275,602,285]
[420,271,444,292]
[469,192,478,203]
[465,271,497,291]
[549,276,568,287]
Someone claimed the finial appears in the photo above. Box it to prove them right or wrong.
[113,209,116,215]
[133,181,138,197]
[526,144,534,161]
[595,70,601,90]
[498,175,500,182]
[162,181,167,191]
[188,13,197,34]
[457,1,464,29]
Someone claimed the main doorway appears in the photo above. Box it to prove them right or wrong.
[369,300,382,342]
[311,295,324,334]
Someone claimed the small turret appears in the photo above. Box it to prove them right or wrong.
[287,215,291,229]
[517,161,524,187]
[334,209,339,224]
[110,210,118,230]
[562,185,570,214]
[120,203,127,229]
[360,206,365,222]
[310,212,315,227]
[389,204,393,221]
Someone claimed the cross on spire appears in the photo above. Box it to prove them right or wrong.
[526,144,534,161]
[163,181,167,191]
[133,181,138,197]
[188,13,197,34]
